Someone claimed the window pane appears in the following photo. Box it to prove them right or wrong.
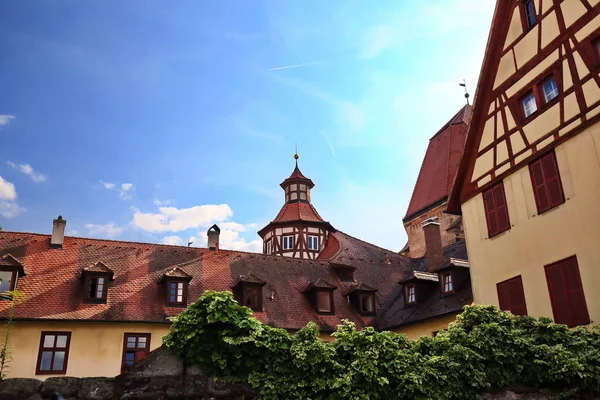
[127,336,136,348]
[55,335,68,348]
[137,337,147,349]
[96,277,104,298]
[542,78,559,103]
[39,351,53,371]
[0,271,13,292]
[53,351,65,371]
[522,93,537,117]
[525,0,536,26]
[125,351,135,366]
[317,291,331,312]
[361,295,374,313]
[300,192,307,200]
[43,335,55,348]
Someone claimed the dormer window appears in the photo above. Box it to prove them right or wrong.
[441,272,454,295]
[303,279,336,315]
[234,274,266,312]
[241,285,262,311]
[80,262,114,304]
[405,284,416,305]
[316,290,333,313]
[160,267,192,307]
[0,254,25,295]
[86,275,107,301]
[347,283,377,316]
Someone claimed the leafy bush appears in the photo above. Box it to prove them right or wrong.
[164,291,600,399]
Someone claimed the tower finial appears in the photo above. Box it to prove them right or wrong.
[459,79,470,105]
[294,143,299,166]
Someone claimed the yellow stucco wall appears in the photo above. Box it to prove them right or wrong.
[8,321,170,379]
[392,313,460,340]
[462,120,600,326]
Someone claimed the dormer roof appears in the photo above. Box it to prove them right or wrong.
[80,262,114,280]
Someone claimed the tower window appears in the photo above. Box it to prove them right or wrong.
[266,240,272,254]
[282,235,294,250]
[307,235,319,250]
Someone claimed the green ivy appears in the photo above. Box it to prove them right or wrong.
[164,291,600,399]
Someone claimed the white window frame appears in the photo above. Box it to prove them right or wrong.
[266,241,272,255]
[522,92,537,117]
[307,235,319,251]
[443,273,453,293]
[282,235,294,250]
[542,77,559,103]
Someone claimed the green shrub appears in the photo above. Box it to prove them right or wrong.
[164,291,600,399]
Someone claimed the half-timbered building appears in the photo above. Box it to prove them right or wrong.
[448,0,600,328]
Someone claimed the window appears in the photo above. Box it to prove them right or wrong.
[84,275,108,302]
[405,284,416,305]
[541,76,559,103]
[282,235,294,250]
[266,240,272,255]
[165,280,187,306]
[523,0,537,28]
[529,151,565,214]
[0,270,17,292]
[358,293,375,315]
[316,290,333,313]
[595,37,600,62]
[337,269,354,282]
[521,91,537,117]
[483,182,511,238]
[242,285,262,311]
[545,256,590,327]
[307,235,319,251]
[122,333,151,371]
[497,276,528,316]
[36,332,71,375]
[441,273,453,294]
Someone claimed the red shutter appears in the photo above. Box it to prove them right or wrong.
[529,159,549,212]
[561,257,590,327]
[493,184,511,233]
[497,276,527,316]
[483,182,510,237]
[134,350,148,363]
[530,152,565,213]
[545,262,570,325]
[541,152,565,208]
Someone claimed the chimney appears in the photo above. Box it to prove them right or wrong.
[51,215,67,249]
[422,218,444,271]
[207,224,220,251]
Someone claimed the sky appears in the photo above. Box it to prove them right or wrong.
[0,0,495,252]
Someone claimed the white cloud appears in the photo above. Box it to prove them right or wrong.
[7,162,48,183]
[0,115,15,127]
[100,181,135,199]
[153,199,172,206]
[0,176,17,201]
[120,183,134,199]
[84,223,123,238]
[132,204,233,233]
[0,201,22,219]
[66,229,80,236]
[161,235,185,246]
[101,181,116,189]
[360,25,397,59]
[212,228,263,253]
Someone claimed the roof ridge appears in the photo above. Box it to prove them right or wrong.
[336,230,411,259]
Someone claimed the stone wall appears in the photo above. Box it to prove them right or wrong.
[0,346,257,400]
[0,346,597,399]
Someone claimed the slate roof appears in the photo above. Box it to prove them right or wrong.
[404,105,472,221]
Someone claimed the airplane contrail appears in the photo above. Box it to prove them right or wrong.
[268,61,319,71]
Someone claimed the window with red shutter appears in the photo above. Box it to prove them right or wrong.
[545,256,590,327]
[529,151,565,214]
[483,182,511,238]
[496,276,528,316]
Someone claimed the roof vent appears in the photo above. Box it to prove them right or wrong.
[207,224,220,251]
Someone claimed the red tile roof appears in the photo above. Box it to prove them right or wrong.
[271,202,326,224]
[0,231,420,332]
[404,105,472,220]
[280,165,315,189]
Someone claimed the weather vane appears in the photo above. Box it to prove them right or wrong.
[459,79,470,105]
[294,143,299,166]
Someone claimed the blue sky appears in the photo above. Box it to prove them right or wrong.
[0,0,495,252]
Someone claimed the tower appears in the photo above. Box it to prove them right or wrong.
[257,153,333,259]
